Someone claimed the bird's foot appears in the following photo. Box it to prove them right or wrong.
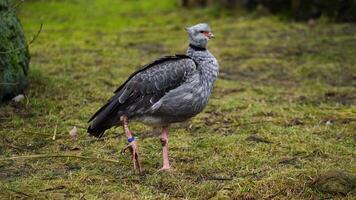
[129,141,142,173]
[121,140,142,173]
[158,166,171,172]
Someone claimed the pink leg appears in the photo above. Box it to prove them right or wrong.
[121,116,141,173]
[159,127,170,171]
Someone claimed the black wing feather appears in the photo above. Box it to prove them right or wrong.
[87,54,197,137]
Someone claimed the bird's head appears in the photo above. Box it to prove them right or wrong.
[186,23,214,49]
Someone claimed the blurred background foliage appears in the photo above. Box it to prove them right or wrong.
[182,0,356,22]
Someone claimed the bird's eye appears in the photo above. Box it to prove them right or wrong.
[200,31,205,33]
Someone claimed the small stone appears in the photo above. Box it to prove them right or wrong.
[12,94,25,102]
[69,126,78,139]
[308,19,316,27]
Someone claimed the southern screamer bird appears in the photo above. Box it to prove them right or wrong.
[88,23,218,172]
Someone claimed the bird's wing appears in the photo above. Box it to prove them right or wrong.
[88,54,197,123]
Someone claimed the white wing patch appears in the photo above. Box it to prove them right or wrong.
[183,93,193,100]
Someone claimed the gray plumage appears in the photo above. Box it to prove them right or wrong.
[88,23,219,137]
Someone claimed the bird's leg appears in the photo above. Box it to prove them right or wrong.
[159,126,170,171]
[121,116,141,173]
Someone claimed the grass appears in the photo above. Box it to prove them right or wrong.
[1,0,356,199]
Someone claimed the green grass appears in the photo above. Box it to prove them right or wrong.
[1,0,356,199]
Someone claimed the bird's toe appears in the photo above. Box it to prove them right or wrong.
[158,166,171,172]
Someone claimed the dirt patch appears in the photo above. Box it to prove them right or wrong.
[40,185,66,192]
[245,134,271,144]
[286,118,304,126]
[296,91,356,106]
[304,149,328,159]
[253,111,277,117]
[324,91,356,105]
[311,170,356,196]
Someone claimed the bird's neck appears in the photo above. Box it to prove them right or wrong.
[186,45,210,58]
[186,45,219,90]
[188,44,206,51]
[186,44,213,60]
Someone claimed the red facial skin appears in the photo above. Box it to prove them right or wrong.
[202,31,214,39]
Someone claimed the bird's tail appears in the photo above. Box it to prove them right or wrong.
[87,100,121,138]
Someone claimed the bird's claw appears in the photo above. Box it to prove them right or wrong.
[121,141,141,173]
[120,144,131,155]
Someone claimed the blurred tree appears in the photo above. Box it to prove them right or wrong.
[182,0,356,22]
[0,0,29,102]
[259,0,356,21]
[182,0,238,8]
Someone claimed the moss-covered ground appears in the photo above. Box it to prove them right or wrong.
[0,0,355,199]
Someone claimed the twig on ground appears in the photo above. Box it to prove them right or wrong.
[2,138,26,151]
[2,187,32,197]
[0,23,43,54]
[52,124,58,140]
[39,185,66,192]
[1,154,120,164]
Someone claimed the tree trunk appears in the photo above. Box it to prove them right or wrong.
[0,0,30,102]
